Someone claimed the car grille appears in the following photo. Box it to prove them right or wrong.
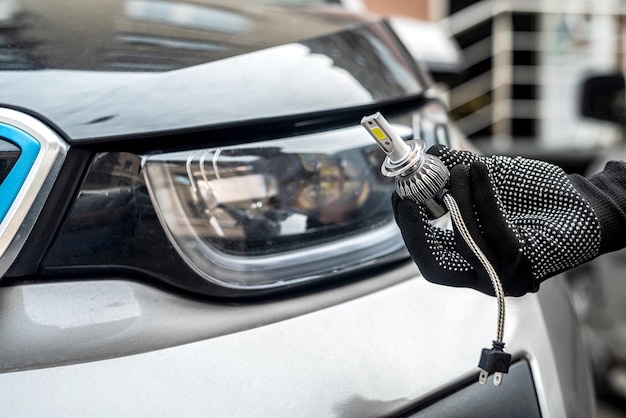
[0,139,20,188]
[0,109,68,278]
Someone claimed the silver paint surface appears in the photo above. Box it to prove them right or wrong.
[0,267,589,417]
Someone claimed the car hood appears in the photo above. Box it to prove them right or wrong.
[0,0,428,143]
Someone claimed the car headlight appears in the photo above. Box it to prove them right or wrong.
[40,103,451,296]
[142,124,411,289]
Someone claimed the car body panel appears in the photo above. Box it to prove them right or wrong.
[0,270,586,417]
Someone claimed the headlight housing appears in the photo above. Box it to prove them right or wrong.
[42,102,451,296]
[143,124,411,289]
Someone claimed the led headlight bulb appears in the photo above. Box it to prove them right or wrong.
[361,112,449,218]
[362,112,511,386]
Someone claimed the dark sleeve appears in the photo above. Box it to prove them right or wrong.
[569,161,626,254]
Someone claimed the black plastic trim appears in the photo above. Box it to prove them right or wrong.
[5,147,92,276]
[75,95,429,154]
[392,359,541,418]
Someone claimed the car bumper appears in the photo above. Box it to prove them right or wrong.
[0,263,594,417]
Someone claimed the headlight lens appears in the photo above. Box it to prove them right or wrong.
[143,124,411,289]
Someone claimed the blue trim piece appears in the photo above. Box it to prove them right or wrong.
[0,124,41,223]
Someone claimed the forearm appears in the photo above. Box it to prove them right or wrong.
[569,161,626,253]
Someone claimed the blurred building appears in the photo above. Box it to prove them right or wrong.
[435,0,624,156]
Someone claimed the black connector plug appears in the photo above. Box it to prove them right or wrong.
[478,341,511,387]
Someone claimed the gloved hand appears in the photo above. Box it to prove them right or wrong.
[392,145,613,296]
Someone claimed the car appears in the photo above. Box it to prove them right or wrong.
[0,1,595,416]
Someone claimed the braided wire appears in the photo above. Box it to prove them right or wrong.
[443,193,505,343]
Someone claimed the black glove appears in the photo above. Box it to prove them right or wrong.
[393,145,626,296]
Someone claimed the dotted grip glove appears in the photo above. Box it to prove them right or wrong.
[393,145,626,297]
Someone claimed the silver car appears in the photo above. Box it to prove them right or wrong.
[0,1,594,416]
